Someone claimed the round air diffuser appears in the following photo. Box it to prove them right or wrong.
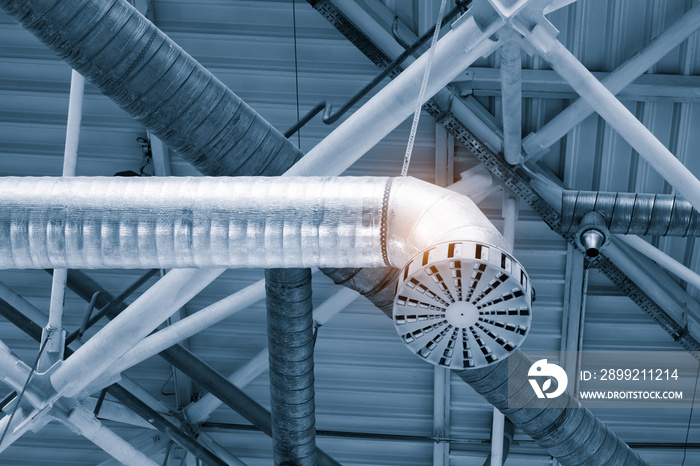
[393,241,532,369]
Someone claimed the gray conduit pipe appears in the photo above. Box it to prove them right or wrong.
[266,269,317,466]
[0,176,503,270]
[0,0,303,177]
[561,191,700,237]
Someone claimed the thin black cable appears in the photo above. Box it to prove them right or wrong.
[681,361,700,466]
[0,334,51,447]
[292,0,301,149]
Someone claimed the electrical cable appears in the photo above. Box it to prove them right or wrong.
[0,332,51,448]
[400,0,448,177]
[681,361,700,465]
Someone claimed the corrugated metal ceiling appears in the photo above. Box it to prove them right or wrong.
[0,0,698,464]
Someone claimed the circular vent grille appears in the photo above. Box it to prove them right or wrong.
[393,241,532,369]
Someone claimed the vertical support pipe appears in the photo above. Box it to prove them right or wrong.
[0,293,235,465]
[522,23,700,215]
[489,194,517,466]
[42,69,85,371]
[499,39,523,165]
[265,268,316,466]
[489,409,505,466]
[522,2,700,160]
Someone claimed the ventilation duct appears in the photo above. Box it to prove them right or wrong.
[561,191,700,236]
[561,190,700,257]
[0,1,647,463]
[0,0,302,177]
[266,268,316,466]
[0,176,509,271]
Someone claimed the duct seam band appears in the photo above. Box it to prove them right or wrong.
[380,178,393,266]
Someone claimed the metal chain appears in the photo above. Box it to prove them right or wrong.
[401,0,448,177]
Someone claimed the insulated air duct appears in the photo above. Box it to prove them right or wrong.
[0,176,509,271]
[561,190,700,258]
[0,175,531,368]
[266,268,316,466]
[0,0,646,463]
[561,191,700,236]
[0,0,302,177]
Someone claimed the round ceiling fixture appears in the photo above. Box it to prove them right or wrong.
[393,241,532,369]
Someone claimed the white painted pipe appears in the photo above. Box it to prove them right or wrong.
[522,23,700,215]
[50,268,224,398]
[45,70,85,366]
[523,2,700,159]
[65,406,158,466]
[102,279,267,378]
[490,407,505,466]
[617,235,700,291]
[61,70,84,179]
[0,280,49,325]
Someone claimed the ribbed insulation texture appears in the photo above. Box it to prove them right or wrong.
[266,269,317,466]
[0,177,387,269]
[561,191,700,236]
[0,176,507,270]
[0,0,302,177]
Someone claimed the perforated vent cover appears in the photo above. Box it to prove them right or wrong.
[393,241,532,369]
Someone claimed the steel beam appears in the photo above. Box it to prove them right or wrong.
[521,2,700,160]
[307,0,700,353]
[49,269,224,399]
[453,68,700,102]
[0,339,159,465]
[0,290,237,466]
[518,21,700,213]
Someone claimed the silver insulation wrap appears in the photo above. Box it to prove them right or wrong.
[0,176,505,270]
